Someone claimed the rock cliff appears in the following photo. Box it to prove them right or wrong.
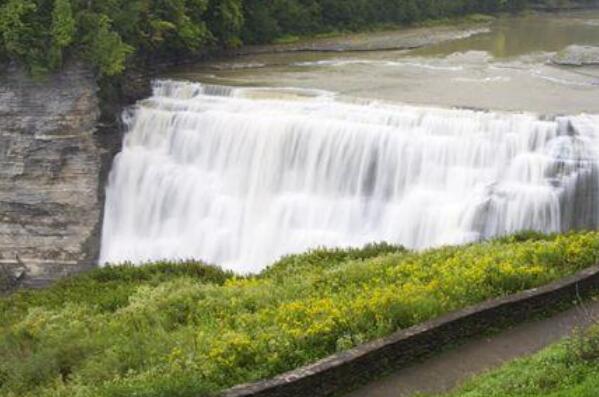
[0,63,105,288]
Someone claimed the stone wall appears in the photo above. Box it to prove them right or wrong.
[223,265,599,397]
[0,63,105,288]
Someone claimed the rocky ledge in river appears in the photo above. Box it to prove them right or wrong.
[552,45,599,66]
[0,63,105,290]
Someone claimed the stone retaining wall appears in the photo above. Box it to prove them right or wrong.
[223,265,599,397]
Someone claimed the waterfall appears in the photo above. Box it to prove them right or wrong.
[100,80,599,273]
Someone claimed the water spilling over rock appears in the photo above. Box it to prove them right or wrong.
[100,80,599,273]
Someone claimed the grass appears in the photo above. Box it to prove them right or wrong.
[272,34,302,45]
[2,231,599,397]
[429,315,599,397]
[0,261,234,324]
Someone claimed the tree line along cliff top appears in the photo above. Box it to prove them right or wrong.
[1,0,591,78]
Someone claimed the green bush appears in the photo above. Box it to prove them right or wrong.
[2,232,599,397]
[0,261,233,324]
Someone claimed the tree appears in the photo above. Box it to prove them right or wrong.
[49,0,76,68]
[86,14,133,76]
[207,0,244,47]
[0,0,38,60]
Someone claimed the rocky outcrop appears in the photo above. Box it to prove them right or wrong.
[552,45,599,66]
[0,63,105,289]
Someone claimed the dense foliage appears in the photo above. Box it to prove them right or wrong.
[2,232,599,397]
[0,0,577,76]
[433,320,599,397]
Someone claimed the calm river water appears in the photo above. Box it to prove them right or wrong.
[167,11,599,114]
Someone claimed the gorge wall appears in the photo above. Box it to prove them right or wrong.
[0,63,108,289]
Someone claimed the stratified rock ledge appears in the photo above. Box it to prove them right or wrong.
[0,63,104,288]
[552,45,599,66]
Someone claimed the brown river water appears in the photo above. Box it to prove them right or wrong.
[166,11,599,115]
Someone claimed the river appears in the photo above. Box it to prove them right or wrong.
[168,10,599,114]
[100,11,599,272]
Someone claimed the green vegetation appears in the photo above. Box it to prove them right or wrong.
[2,232,599,397]
[2,0,589,77]
[431,316,599,397]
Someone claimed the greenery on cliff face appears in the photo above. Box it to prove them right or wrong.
[1,232,599,397]
[432,320,599,397]
[0,0,583,77]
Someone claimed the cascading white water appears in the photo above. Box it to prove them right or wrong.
[100,80,599,273]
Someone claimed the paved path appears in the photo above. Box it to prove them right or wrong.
[347,298,599,397]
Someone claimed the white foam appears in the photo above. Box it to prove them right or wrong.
[100,80,599,272]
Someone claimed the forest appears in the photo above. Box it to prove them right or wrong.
[0,0,578,77]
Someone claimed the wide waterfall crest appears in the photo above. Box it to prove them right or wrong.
[100,80,599,273]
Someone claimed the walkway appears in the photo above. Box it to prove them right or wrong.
[347,298,599,397]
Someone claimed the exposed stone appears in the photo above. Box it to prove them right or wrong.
[552,45,599,66]
[0,260,26,294]
[0,63,104,287]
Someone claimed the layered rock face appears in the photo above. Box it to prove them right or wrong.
[0,63,104,288]
[553,45,599,66]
